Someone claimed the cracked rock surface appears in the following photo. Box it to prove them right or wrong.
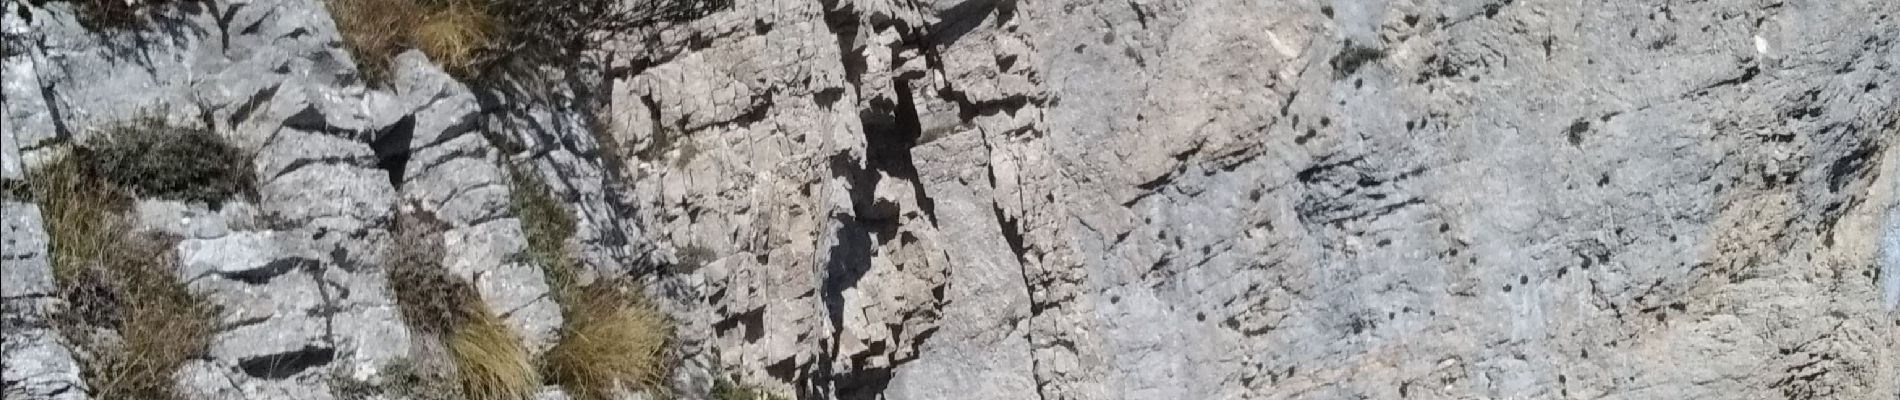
[3,0,1898,399]
[607,1,1900,399]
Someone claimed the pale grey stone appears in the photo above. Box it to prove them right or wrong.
[2,329,89,400]
[1,201,88,400]
[5,0,1896,399]
[2,203,56,300]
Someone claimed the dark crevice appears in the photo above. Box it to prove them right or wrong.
[924,0,1001,47]
[765,357,799,382]
[237,346,335,379]
[993,204,1029,264]
[268,154,379,181]
[280,106,361,139]
[1296,155,1368,184]
[226,83,280,127]
[1826,139,1879,192]
[370,115,416,190]
[863,78,937,224]
[692,89,777,132]
[815,87,847,108]
[1565,119,1591,146]
[1695,65,1760,94]
[219,257,318,285]
[1330,42,1385,79]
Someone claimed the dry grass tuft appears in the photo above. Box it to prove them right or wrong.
[326,0,424,86]
[72,234,217,400]
[413,1,495,75]
[506,166,671,399]
[29,151,129,285]
[543,281,672,400]
[29,151,215,400]
[325,0,495,84]
[448,301,540,400]
[325,0,728,85]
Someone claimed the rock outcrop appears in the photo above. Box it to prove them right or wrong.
[605,1,1900,399]
[3,0,1897,399]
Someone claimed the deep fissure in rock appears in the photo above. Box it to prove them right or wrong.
[370,115,417,190]
[237,346,336,379]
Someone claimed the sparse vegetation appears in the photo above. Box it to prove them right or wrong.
[584,106,632,175]
[328,359,461,400]
[507,165,579,300]
[712,378,790,400]
[411,0,495,76]
[507,167,673,400]
[475,0,726,77]
[87,116,255,206]
[324,0,729,84]
[449,302,540,400]
[388,207,540,400]
[29,150,215,400]
[326,0,425,85]
[543,281,672,400]
[59,0,170,31]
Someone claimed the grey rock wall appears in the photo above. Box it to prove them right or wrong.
[1,0,1896,399]
[2,202,88,400]
[603,0,1900,399]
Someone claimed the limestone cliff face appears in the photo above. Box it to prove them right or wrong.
[3,0,1898,399]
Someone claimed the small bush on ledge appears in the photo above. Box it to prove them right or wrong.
[85,116,255,207]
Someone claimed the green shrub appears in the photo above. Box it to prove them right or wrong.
[85,116,254,206]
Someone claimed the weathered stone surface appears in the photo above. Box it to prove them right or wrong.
[602,1,1900,399]
[1883,149,1900,311]
[4,0,1897,399]
[2,204,57,301]
[391,52,562,353]
[1,202,88,400]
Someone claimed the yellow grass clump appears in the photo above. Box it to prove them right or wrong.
[324,0,493,84]
[448,300,540,400]
[414,1,495,75]
[543,282,673,400]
